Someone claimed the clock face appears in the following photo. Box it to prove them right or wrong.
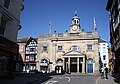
[72,25,78,31]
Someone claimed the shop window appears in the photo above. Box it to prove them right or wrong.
[40,66,48,73]
[0,56,9,74]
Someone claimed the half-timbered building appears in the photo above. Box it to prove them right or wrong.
[17,37,38,72]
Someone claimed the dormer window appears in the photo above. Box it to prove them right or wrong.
[70,45,80,51]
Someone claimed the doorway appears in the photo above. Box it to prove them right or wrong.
[79,58,83,73]
[70,58,77,72]
[87,58,93,73]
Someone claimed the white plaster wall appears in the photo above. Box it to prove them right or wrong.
[99,42,109,67]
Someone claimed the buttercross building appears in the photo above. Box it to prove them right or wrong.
[37,14,100,74]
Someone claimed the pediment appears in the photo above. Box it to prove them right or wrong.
[63,50,84,56]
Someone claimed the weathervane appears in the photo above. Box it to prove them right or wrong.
[94,17,97,31]
[74,11,77,16]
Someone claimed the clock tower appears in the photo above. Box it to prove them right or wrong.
[70,12,81,33]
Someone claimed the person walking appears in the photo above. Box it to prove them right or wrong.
[101,67,104,79]
[105,66,109,79]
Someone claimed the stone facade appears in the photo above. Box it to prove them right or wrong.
[0,0,24,78]
[37,14,100,74]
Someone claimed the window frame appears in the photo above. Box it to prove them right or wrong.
[43,46,47,52]
[103,55,106,60]
[4,0,10,9]
[57,46,63,51]
[25,56,29,61]
[87,44,93,51]
[29,55,35,61]
[70,45,80,51]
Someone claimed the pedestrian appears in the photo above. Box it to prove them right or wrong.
[105,66,109,79]
[99,68,102,74]
[101,67,104,79]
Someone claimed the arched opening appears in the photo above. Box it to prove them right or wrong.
[41,59,49,63]
[55,59,63,74]
[40,58,49,73]
[87,58,93,73]
[56,59,63,64]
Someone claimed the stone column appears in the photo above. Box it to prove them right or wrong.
[82,57,85,73]
[68,57,70,73]
[77,57,79,73]
[63,58,65,71]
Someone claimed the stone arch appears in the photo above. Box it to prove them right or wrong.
[56,58,63,64]
[87,58,93,64]
[40,57,49,63]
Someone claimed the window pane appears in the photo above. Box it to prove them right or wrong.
[30,48,35,52]
[58,46,62,51]
[103,55,106,60]
[43,46,47,51]
[26,56,29,61]
[87,45,92,50]
[29,55,35,61]
[70,45,79,51]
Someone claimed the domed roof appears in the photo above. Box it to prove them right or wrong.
[73,11,79,19]
[73,15,79,19]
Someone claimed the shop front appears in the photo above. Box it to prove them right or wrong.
[0,36,19,79]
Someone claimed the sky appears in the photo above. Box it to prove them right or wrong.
[19,0,110,46]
